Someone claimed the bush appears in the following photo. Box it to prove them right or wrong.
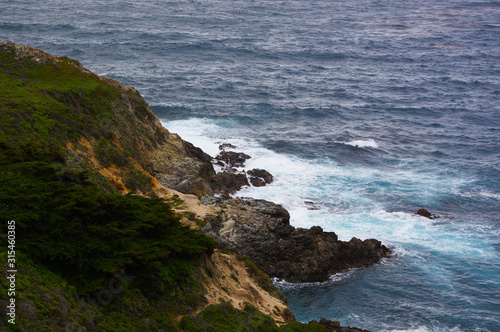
[123,167,152,193]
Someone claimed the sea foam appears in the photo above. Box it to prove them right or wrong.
[342,139,380,149]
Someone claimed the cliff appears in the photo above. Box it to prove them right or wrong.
[0,41,385,331]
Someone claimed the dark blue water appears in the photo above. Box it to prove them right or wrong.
[2,0,500,331]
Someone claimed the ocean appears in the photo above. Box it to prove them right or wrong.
[1,0,499,331]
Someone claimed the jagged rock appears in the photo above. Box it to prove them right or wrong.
[215,151,251,168]
[201,197,391,283]
[416,208,439,219]
[294,319,370,332]
[151,139,218,197]
[247,168,273,187]
[416,208,432,218]
[319,319,342,329]
[211,171,249,195]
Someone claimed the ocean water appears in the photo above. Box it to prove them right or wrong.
[2,0,499,331]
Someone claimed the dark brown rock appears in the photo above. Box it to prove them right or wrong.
[215,151,251,168]
[416,208,432,218]
[317,318,371,331]
[293,319,371,332]
[416,208,434,219]
[211,171,249,195]
[248,168,273,187]
[319,318,342,329]
[201,197,391,283]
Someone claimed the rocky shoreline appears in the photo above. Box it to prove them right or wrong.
[1,40,388,331]
[152,137,390,330]
[200,196,390,283]
[176,142,391,284]
[172,143,390,331]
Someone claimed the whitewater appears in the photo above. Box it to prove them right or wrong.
[1,0,499,330]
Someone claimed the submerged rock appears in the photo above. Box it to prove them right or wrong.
[416,208,440,219]
[304,200,322,210]
[201,197,391,283]
[416,208,432,218]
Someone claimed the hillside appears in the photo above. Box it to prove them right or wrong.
[0,41,377,332]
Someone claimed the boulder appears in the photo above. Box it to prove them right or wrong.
[215,151,251,168]
[248,168,273,187]
[416,208,439,219]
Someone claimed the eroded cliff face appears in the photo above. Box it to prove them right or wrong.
[200,250,294,324]
[98,77,218,197]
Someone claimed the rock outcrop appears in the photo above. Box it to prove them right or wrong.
[416,208,440,219]
[248,168,274,187]
[215,151,251,168]
[210,147,275,194]
[316,318,371,332]
[210,171,249,195]
[201,197,390,283]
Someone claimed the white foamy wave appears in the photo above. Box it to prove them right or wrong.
[478,191,500,200]
[341,139,379,149]
[382,325,464,332]
[272,268,360,290]
[160,118,227,157]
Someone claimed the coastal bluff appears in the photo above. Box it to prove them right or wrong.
[0,40,386,331]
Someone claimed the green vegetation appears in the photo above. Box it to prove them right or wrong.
[0,160,214,294]
[0,43,218,330]
[123,166,153,193]
[95,138,129,168]
[0,47,116,164]
[0,42,311,331]
[170,194,186,209]
[0,42,161,168]
[181,302,277,332]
